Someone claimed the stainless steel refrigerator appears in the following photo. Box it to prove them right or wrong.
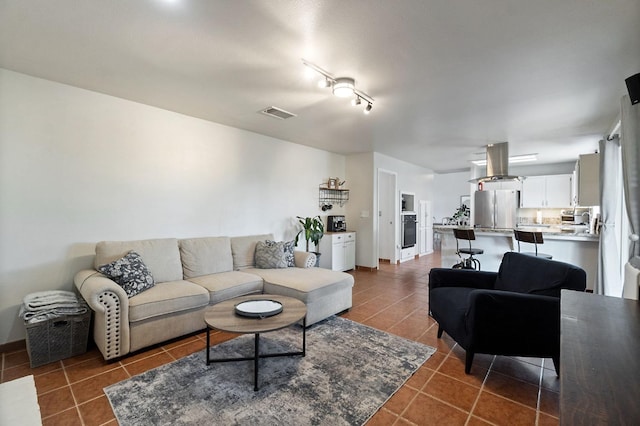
[474,190,519,229]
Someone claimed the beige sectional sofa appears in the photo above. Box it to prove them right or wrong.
[74,234,354,360]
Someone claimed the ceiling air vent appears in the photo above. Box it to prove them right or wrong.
[260,106,297,120]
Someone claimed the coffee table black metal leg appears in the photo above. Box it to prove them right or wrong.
[254,333,260,391]
[302,316,306,357]
[206,327,211,365]
[206,321,305,392]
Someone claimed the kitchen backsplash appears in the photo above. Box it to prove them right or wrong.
[517,208,563,225]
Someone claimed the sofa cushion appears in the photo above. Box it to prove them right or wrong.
[268,240,296,267]
[247,267,354,303]
[128,280,209,323]
[179,237,233,278]
[230,234,274,270]
[97,251,155,298]
[187,271,264,304]
[95,238,183,283]
[255,241,288,269]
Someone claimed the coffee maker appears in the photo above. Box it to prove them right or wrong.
[327,215,346,232]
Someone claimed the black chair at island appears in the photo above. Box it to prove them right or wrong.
[428,252,586,374]
[513,229,553,259]
[452,228,484,270]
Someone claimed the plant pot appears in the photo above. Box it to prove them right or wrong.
[312,252,321,267]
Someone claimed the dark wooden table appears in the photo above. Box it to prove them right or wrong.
[560,290,640,425]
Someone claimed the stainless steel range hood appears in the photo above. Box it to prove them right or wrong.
[469,142,524,183]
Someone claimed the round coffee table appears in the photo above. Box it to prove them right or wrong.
[204,294,307,391]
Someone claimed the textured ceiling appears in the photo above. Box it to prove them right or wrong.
[1,0,639,172]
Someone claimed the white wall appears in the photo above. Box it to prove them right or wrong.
[433,171,474,223]
[345,153,375,267]
[345,153,434,269]
[0,69,346,344]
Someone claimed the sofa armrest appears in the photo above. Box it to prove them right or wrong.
[294,251,316,268]
[429,268,497,290]
[466,290,559,353]
[74,270,130,360]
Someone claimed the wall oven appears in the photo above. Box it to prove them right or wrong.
[401,214,417,248]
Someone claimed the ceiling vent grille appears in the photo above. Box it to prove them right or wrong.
[260,106,297,120]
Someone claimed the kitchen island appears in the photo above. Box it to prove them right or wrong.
[434,225,599,291]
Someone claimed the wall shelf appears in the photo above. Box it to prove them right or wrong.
[319,186,350,209]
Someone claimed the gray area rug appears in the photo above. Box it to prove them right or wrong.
[105,316,435,426]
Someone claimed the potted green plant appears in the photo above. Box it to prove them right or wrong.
[295,216,324,266]
[452,204,470,226]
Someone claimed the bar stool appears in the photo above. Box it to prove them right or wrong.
[453,228,484,270]
[513,230,552,259]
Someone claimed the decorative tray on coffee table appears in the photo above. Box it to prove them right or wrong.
[234,300,283,318]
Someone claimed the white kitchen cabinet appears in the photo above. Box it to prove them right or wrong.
[576,153,600,206]
[521,176,546,207]
[521,174,572,208]
[318,232,356,271]
[481,180,523,191]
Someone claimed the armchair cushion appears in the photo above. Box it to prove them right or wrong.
[494,252,586,297]
[429,268,497,290]
[465,290,560,355]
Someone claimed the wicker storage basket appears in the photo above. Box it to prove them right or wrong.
[24,305,91,368]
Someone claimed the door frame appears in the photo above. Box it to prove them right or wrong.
[376,168,398,265]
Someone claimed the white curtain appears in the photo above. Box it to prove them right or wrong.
[621,94,640,299]
[621,95,640,258]
[596,137,622,296]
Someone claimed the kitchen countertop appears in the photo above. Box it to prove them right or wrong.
[433,225,599,241]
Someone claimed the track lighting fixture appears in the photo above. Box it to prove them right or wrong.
[332,78,355,97]
[302,58,374,113]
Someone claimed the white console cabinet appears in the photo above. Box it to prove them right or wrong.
[319,232,356,271]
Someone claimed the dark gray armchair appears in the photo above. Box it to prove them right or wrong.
[428,252,586,374]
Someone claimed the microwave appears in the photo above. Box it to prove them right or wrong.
[327,215,346,232]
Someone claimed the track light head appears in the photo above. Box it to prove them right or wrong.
[351,96,362,106]
[364,102,373,114]
[318,78,331,88]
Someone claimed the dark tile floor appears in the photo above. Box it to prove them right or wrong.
[1,252,559,425]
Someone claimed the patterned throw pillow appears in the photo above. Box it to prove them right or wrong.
[267,240,296,267]
[255,241,288,269]
[98,251,155,298]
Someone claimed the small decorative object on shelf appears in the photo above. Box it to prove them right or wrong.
[319,178,349,209]
[327,177,345,189]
